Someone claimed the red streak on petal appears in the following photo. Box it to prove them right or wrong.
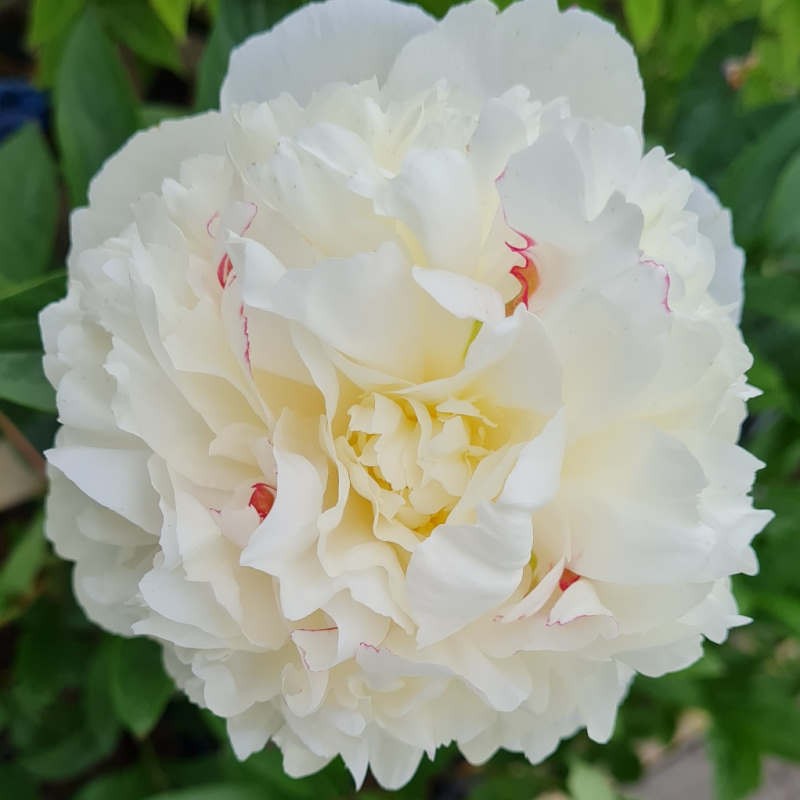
[249,482,275,521]
[506,254,540,315]
[503,230,539,315]
[217,254,233,288]
[359,642,380,654]
[558,568,580,592]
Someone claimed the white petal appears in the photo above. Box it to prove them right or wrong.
[375,148,482,275]
[499,410,565,510]
[46,446,161,534]
[366,727,424,790]
[227,704,282,760]
[407,501,533,646]
[412,267,505,323]
[386,0,643,131]
[241,411,325,569]
[686,177,744,320]
[73,113,224,252]
[547,579,614,627]
[252,243,430,380]
[221,0,434,109]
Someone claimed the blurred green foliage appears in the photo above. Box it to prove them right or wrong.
[0,0,799,798]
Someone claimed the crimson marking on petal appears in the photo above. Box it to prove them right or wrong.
[506,254,540,315]
[217,254,233,288]
[359,642,380,654]
[641,257,672,312]
[249,482,275,521]
[558,568,580,592]
[214,204,258,288]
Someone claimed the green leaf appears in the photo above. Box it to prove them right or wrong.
[472,768,544,800]
[74,766,152,800]
[96,0,182,72]
[762,149,800,253]
[669,20,764,184]
[0,513,46,609]
[28,0,84,45]
[743,273,800,404]
[194,23,229,112]
[12,598,91,714]
[144,786,269,800]
[0,763,38,800]
[704,671,800,798]
[0,270,66,318]
[140,104,186,129]
[149,0,192,39]
[19,718,118,781]
[0,125,59,287]
[110,637,174,738]
[55,8,140,206]
[707,719,761,800]
[720,104,800,247]
[195,0,300,111]
[240,746,347,799]
[0,352,55,412]
[742,588,800,637]
[0,319,44,351]
[11,603,119,781]
[623,0,663,50]
[567,761,619,800]
[413,0,453,16]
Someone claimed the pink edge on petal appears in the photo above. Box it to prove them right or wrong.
[505,230,536,253]
[359,642,380,654]
[295,626,338,633]
[248,482,275,521]
[206,211,220,238]
[545,613,591,628]
[641,257,672,312]
[240,202,258,234]
[238,301,252,370]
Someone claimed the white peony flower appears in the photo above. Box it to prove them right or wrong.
[41,0,772,788]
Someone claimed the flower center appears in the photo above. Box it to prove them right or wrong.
[337,393,496,537]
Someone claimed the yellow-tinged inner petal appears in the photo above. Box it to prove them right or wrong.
[336,391,497,538]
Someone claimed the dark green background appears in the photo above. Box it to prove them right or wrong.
[0,1,798,798]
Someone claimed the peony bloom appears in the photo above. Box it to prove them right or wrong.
[41,0,772,788]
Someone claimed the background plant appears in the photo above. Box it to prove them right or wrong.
[0,1,798,798]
